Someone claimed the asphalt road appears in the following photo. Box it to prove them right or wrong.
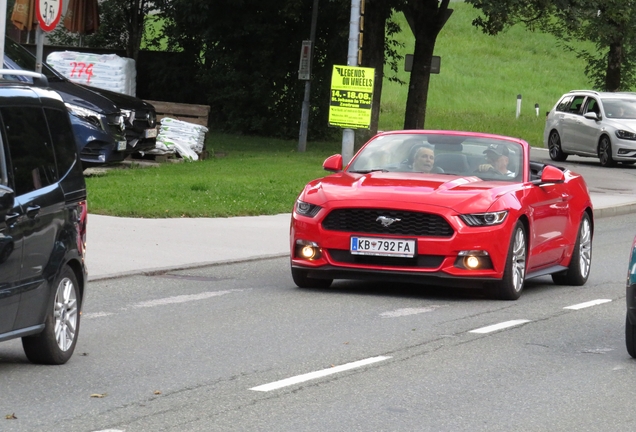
[0,211,634,431]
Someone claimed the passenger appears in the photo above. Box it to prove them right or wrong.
[408,144,443,173]
[477,144,515,177]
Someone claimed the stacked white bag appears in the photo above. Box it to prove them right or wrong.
[46,51,137,96]
[155,117,208,161]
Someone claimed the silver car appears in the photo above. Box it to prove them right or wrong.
[543,90,636,167]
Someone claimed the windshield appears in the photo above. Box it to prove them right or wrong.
[602,98,636,120]
[348,133,523,182]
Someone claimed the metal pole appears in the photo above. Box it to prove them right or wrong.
[35,27,44,74]
[341,0,361,165]
[298,0,320,152]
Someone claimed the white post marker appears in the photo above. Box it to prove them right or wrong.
[516,94,522,119]
[535,103,540,117]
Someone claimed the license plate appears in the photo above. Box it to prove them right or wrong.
[144,127,158,138]
[117,140,127,151]
[351,236,416,258]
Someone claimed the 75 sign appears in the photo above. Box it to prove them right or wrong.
[36,0,63,32]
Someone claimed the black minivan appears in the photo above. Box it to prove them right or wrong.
[3,37,157,165]
[0,70,87,364]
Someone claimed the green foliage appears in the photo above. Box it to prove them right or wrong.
[466,0,636,91]
[153,0,350,140]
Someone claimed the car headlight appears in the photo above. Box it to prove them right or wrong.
[65,103,105,130]
[295,200,322,217]
[460,211,508,226]
[616,130,636,140]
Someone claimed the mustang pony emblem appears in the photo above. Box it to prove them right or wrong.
[376,216,401,227]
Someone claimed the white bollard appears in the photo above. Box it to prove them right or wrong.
[516,94,522,119]
[535,103,539,117]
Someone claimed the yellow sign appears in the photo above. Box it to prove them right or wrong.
[328,65,374,129]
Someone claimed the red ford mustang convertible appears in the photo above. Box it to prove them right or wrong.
[290,130,593,300]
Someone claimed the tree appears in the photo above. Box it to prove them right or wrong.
[48,0,154,63]
[155,0,351,139]
[360,0,405,136]
[466,0,636,91]
[400,0,452,129]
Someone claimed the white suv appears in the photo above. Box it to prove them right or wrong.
[544,90,636,167]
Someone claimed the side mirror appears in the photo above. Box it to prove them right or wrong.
[323,154,343,172]
[583,112,599,121]
[539,165,565,184]
[0,184,15,220]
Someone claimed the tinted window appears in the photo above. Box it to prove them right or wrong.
[585,98,600,115]
[45,108,77,176]
[556,95,573,112]
[2,107,57,195]
[568,96,585,114]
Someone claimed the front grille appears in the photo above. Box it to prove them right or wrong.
[322,209,454,237]
[328,249,444,268]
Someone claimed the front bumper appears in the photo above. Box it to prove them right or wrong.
[290,209,513,286]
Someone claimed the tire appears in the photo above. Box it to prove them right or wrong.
[548,131,568,162]
[22,267,81,365]
[489,222,527,300]
[552,213,592,286]
[598,135,616,167]
[627,315,636,358]
[291,267,332,288]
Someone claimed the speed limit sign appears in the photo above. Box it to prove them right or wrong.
[36,0,63,32]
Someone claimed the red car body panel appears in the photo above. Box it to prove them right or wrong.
[290,130,593,289]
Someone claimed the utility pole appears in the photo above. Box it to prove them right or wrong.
[297,0,320,152]
[341,0,361,165]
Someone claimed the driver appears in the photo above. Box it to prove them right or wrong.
[477,144,515,177]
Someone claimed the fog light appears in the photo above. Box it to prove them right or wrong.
[456,250,491,270]
[295,239,322,261]
[465,255,480,269]
[301,245,316,259]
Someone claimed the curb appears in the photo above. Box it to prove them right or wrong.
[87,253,290,282]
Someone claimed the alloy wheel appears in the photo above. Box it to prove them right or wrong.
[511,227,526,292]
[578,216,592,278]
[54,277,78,351]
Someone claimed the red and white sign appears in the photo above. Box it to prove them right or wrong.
[36,0,63,32]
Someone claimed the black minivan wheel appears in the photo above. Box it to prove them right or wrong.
[22,266,81,365]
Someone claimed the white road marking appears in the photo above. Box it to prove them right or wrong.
[132,290,240,308]
[83,312,116,319]
[250,356,392,392]
[469,319,531,334]
[564,299,612,310]
[86,290,243,318]
[380,306,443,318]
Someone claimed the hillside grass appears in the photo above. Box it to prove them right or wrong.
[86,2,594,217]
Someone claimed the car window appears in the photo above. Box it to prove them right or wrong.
[585,98,600,115]
[602,98,636,119]
[1,106,58,196]
[45,108,78,177]
[556,95,573,112]
[568,96,585,114]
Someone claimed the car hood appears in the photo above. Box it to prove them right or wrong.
[48,80,119,115]
[78,85,155,111]
[606,118,636,132]
[301,172,519,213]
